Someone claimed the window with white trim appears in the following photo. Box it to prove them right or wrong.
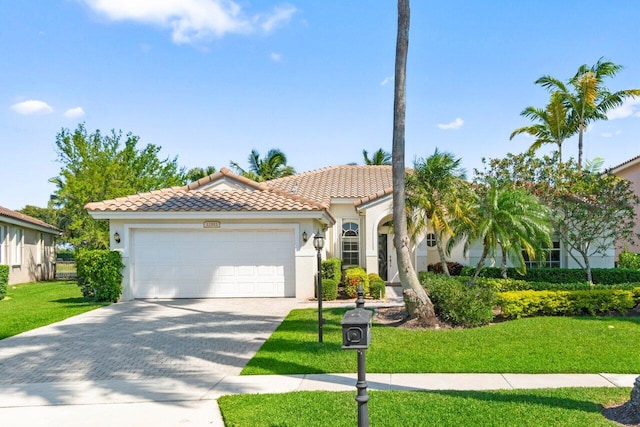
[425,233,436,247]
[523,240,561,268]
[36,233,44,265]
[9,227,23,266]
[0,226,6,265]
[341,221,360,266]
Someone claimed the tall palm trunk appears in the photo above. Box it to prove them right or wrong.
[392,0,435,321]
[434,230,450,276]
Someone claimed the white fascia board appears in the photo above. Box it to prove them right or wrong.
[331,198,361,204]
[0,217,60,235]
[89,210,334,223]
[610,156,640,174]
[355,193,393,212]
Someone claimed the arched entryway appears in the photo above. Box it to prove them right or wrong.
[377,220,399,283]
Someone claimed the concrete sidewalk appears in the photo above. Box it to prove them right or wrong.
[0,373,637,427]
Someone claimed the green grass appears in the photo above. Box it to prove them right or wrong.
[242,308,640,375]
[0,281,109,340]
[218,388,630,427]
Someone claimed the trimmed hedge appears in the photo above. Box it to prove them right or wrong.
[321,278,338,301]
[420,272,495,327]
[76,250,124,302]
[474,277,640,292]
[0,265,8,300]
[497,288,640,319]
[460,266,640,284]
[370,279,386,300]
[343,267,369,298]
[427,261,464,276]
[619,252,640,270]
[321,258,342,281]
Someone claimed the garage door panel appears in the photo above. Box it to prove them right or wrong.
[133,229,294,298]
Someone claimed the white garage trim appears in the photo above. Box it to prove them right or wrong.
[130,227,296,299]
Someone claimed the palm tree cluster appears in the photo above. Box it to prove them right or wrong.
[230,148,295,182]
[510,58,640,166]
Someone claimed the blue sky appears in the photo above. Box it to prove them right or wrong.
[2,1,640,210]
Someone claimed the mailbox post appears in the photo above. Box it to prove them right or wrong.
[341,295,372,427]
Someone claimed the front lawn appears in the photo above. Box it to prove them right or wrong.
[0,281,109,340]
[218,388,630,427]
[242,308,640,375]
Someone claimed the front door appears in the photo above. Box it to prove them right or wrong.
[386,235,399,283]
[378,234,388,281]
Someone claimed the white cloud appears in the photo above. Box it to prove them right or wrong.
[64,107,86,119]
[258,5,296,33]
[437,117,464,130]
[10,100,54,115]
[80,0,296,44]
[270,52,282,62]
[607,98,640,120]
[380,76,393,86]
[600,130,621,138]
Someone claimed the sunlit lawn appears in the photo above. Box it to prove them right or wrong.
[0,281,109,340]
[242,308,640,375]
[219,388,630,427]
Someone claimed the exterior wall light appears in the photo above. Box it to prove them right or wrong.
[302,231,308,242]
[114,232,121,243]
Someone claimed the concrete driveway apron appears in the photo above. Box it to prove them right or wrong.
[0,298,297,426]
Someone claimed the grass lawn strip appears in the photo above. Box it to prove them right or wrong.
[0,281,109,340]
[242,308,640,375]
[219,388,630,427]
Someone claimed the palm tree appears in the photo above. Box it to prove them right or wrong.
[536,58,640,167]
[406,148,469,275]
[185,166,216,183]
[450,180,552,286]
[363,148,392,165]
[510,91,575,162]
[391,0,436,321]
[230,149,295,182]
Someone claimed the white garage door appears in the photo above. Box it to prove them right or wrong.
[132,229,295,298]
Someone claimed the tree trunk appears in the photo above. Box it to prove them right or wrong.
[578,124,584,167]
[579,248,593,284]
[392,0,436,321]
[468,244,489,287]
[500,243,508,279]
[603,376,640,425]
[434,230,450,276]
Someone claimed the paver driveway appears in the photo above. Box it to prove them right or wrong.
[0,298,297,385]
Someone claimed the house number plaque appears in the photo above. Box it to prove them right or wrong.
[203,221,221,229]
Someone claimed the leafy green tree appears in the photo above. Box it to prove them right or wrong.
[17,204,60,229]
[510,91,575,162]
[406,148,470,275]
[476,153,639,283]
[391,0,436,322]
[230,149,295,182]
[362,148,392,165]
[536,58,640,166]
[450,179,552,286]
[185,166,217,183]
[51,124,184,249]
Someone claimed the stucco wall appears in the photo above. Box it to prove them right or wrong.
[613,161,640,258]
[1,224,56,285]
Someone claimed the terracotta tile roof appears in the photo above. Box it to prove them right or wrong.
[265,165,394,205]
[609,154,640,173]
[86,168,328,213]
[0,205,60,232]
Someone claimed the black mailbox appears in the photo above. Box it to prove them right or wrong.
[341,308,372,350]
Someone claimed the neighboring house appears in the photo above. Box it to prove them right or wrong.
[0,206,59,285]
[86,165,613,301]
[610,154,640,258]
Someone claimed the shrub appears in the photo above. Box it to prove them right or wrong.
[321,278,338,301]
[420,272,496,327]
[460,266,640,285]
[343,267,369,298]
[497,288,640,319]
[0,265,8,300]
[619,252,640,270]
[76,250,124,302]
[427,261,464,276]
[322,258,342,281]
[370,279,386,300]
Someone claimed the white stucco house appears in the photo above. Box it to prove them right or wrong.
[1,205,59,285]
[86,165,613,301]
